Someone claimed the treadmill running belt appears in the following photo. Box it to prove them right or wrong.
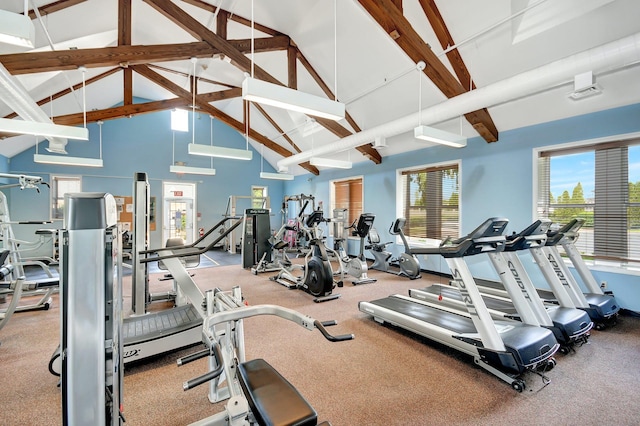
[368,296,477,334]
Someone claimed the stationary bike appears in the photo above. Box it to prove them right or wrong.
[388,218,421,279]
[270,209,342,302]
[335,213,377,285]
[366,227,393,272]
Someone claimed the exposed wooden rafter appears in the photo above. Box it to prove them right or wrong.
[132,64,319,175]
[358,0,498,143]
[119,0,133,105]
[51,88,242,125]
[27,0,87,19]
[0,37,290,75]
[144,0,376,166]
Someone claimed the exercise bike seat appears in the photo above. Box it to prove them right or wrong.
[238,358,319,426]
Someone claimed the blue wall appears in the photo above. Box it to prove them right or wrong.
[283,103,640,312]
[5,101,640,311]
[6,106,286,249]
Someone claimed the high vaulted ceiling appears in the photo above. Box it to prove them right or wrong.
[1,0,639,175]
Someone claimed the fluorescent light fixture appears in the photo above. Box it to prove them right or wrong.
[170,165,216,176]
[260,171,294,180]
[414,125,467,148]
[0,9,35,49]
[0,117,89,140]
[34,154,103,168]
[309,157,352,169]
[242,77,345,121]
[188,143,252,161]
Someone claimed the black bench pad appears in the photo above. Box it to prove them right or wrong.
[238,358,318,426]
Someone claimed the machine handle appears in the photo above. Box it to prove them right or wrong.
[177,348,209,366]
[298,200,309,217]
[314,320,354,342]
[183,343,224,391]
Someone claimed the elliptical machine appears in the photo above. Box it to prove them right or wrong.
[388,218,421,279]
[270,209,342,302]
[335,213,377,285]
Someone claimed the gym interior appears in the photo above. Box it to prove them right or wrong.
[1,1,640,425]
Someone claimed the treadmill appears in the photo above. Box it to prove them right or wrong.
[359,218,559,392]
[539,219,620,329]
[410,219,592,353]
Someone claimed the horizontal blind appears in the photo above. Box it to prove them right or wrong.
[538,141,640,264]
[401,164,459,240]
[333,178,362,225]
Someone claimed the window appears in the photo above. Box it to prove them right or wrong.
[398,162,460,243]
[171,109,189,132]
[251,186,269,209]
[331,177,363,228]
[537,139,640,265]
[51,175,81,219]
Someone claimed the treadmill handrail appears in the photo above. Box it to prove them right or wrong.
[139,218,244,264]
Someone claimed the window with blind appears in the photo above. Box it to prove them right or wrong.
[331,177,363,229]
[537,140,640,265]
[399,163,460,242]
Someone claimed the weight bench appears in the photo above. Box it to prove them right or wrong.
[238,358,330,426]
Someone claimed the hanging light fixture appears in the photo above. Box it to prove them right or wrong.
[171,63,218,176]
[259,144,293,180]
[309,157,352,169]
[241,0,345,121]
[34,119,104,167]
[413,61,467,148]
[33,68,100,167]
[188,61,252,161]
[0,1,35,49]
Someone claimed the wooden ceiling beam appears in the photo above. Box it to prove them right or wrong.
[253,103,302,154]
[51,87,243,125]
[53,97,188,125]
[144,0,357,164]
[358,0,498,142]
[296,48,382,164]
[417,0,498,143]
[119,0,133,105]
[181,0,284,37]
[132,64,319,175]
[27,0,87,19]
[143,0,279,85]
[0,37,290,75]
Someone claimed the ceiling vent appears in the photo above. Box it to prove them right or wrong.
[568,71,602,100]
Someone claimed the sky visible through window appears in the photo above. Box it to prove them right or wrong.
[550,145,640,201]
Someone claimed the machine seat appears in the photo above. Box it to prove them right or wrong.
[238,358,318,426]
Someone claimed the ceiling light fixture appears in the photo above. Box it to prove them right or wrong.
[188,143,253,161]
[413,61,467,148]
[241,0,345,121]
[33,154,103,167]
[242,77,345,121]
[259,144,293,180]
[260,171,294,180]
[170,165,216,176]
[0,3,35,49]
[414,125,467,148]
[0,118,88,140]
[32,119,102,167]
[309,157,352,169]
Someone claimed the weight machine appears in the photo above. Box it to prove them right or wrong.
[58,192,123,425]
[0,174,58,333]
[179,286,354,426]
